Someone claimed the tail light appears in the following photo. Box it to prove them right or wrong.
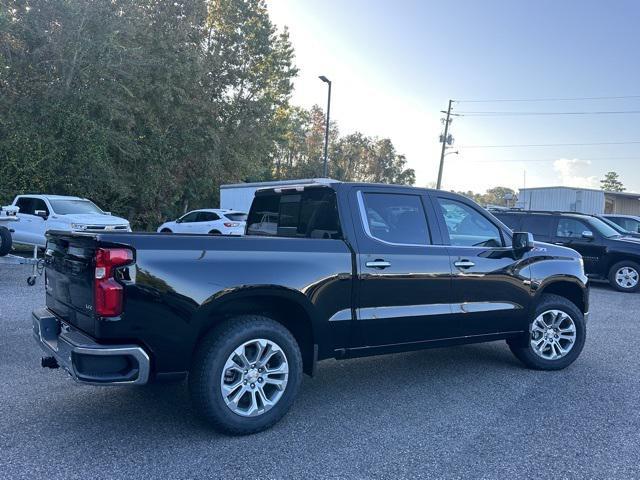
[224,222,240,227]
[94,248,133,317]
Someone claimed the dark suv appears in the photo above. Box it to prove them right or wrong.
[494,210,640,292]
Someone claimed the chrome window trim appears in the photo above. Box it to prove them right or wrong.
[356,190,430,248]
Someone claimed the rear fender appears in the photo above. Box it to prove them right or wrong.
[193,286,324,373]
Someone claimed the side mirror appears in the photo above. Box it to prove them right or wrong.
[512,231,534,252]
[34,210,48,220]
[581,230,594,240]
[176,218,182,224]
[104,211,112,216]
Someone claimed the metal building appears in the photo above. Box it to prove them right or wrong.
[516,186,640,215]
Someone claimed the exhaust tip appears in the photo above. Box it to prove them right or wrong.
[41,356,59,369]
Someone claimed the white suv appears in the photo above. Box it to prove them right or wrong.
[11,195,131,247]
[157,209,247,235]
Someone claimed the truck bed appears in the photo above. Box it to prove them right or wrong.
[44,231,354,375]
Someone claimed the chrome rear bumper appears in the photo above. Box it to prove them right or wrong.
[32,308,150,385]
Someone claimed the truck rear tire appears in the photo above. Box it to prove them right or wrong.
[508,293,585,370]
[0,226,12,256]
[608,260,640,292]
[189,315,303,435]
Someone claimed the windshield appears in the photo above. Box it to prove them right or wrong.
[49,199,104,215]
[616,217,640,233]
[599,217,630,234]
[224,212,247,222]
[588,217,622,238]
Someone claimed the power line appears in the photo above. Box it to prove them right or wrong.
[450,155,640,163]
[456,110,640,116]
[458,141,640,149]
[455,95,640,103]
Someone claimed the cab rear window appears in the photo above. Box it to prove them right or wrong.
[246,188,341,239]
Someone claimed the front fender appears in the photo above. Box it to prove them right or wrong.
[526,244,588,313]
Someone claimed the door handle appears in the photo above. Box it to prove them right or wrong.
[365,260,391,269]
[454,259,475,269]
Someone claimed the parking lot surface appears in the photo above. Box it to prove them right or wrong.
[1,264,639,479]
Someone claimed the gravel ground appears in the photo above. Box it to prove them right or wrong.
[1,264,639,479]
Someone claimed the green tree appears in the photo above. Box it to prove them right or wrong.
[0,0,297,229]
[273,105,415,185]
[483,186,516,206]
[600,171,625,192]
[453,187,515,206]
[0,0,413,229]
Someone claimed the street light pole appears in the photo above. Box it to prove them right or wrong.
[319,75,332,177]
[437,99,453,190]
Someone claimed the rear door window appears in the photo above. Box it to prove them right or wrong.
[360,192,430,245]
[556,218,590,238]
[494,213,521,230]
[521,215,554,239]
[247,188,341,239]
[197,212,220,222]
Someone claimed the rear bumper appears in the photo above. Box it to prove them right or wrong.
[223,228,245,236]
[32,308,150,385]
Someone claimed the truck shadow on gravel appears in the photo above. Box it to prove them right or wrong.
[43,341,533,440]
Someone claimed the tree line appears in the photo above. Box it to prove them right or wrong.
[0,0,414,229]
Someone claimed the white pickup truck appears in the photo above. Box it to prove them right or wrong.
[0,205,19,256]
[10,195,131,248]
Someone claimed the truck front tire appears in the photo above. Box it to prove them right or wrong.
[0,226,11,256]
[508,294,586,370]
[189,315,303,435]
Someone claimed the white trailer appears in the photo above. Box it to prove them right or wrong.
[220,178,336,212]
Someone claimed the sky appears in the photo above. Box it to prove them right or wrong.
[267,0,640,193]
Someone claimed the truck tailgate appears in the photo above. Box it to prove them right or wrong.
[45,233,98,335]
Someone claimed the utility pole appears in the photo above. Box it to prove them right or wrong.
[437,99,453,190]
[319,76,332,177]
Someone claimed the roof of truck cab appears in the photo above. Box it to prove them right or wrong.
[17,194,85,200]
[221,178,338,189]
[255,182,439,194]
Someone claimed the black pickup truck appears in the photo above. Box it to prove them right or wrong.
[34,182,588,434]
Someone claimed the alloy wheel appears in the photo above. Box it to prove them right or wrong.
[615,266,639,289]
[530,309,577,360]
[220,338,289,417]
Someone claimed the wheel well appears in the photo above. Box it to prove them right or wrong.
[208,230,221,234]
[539,281,585,313]
[198,295,315,375]
[604,254,640,276]
[160,228,172,233]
